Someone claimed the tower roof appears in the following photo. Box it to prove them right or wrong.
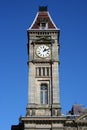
[28,6,59,30]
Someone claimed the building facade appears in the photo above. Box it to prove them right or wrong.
[11,6,87,130]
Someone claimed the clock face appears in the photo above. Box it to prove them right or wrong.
[36,45,50,58]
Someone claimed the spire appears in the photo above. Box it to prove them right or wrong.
[28,6,59,30]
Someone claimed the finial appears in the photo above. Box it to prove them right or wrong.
[39,6,48,12]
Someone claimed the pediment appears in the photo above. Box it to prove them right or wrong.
[75,113,87,122]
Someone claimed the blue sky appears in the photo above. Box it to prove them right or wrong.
[0,0,87,129]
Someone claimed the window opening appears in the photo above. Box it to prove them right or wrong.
[40,84,48,104]
[47,67,49,76]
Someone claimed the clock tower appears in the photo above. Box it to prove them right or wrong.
[26,6,61,117]
[11,6,87,130]
[11,6,62,130]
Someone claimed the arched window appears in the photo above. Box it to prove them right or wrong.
[40,84,48,104]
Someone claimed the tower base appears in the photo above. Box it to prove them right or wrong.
[26,103,61,116]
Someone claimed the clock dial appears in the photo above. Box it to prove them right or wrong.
[36,45,50,58]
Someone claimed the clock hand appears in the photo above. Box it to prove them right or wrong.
[43,48,49,52]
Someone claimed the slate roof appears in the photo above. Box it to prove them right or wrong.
[28,7,58,30]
